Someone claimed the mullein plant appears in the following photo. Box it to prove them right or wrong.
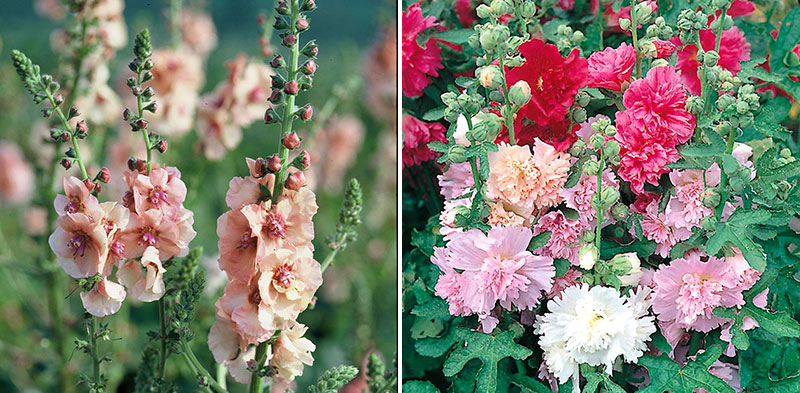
[11,0,374,392]
[402,0,800,392]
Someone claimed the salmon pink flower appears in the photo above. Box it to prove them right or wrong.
[55,176,102,216]
[117,246,166,302]
[120,209,185,260]
[532,210,589,265]
[217,208,261,282]
[217,274,278,345]
[80,278,127,317]
[240,189,317,260]
[258,246,322,321]
[49,212,110,278]
[269,322,316,383]
[0,141,34,206]
[132,167,188,214]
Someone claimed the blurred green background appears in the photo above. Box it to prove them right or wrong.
[0,0,397,391]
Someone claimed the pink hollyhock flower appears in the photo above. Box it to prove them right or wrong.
[439,197,472,234]
[269,322,316,383]
[487,201,527,228]
[652,254,745,333]
[50,212,110,278]
[431,227,555,331]
[561,169,619,223]
[217,275,278,345]
[587,43,636,91]
[632,195,691,257]
[307,115,365,192]
[117,245,166,302]
[532,210,588,265]
[675,28,751,95]
[55,176,102,216]
[402,115,446,167]
[622,66,695,147]
[225,158,276,210]
[181,9,218,58]
[120,209,185,260]
[665,165,720,229]
[431,247,471,316]
[547,268,582,299]
[217,208,261,282]
[99,201,131,265]
[487,140,571,218]
[402,3,443,97]
[507,39,588,127]
[258,247,322,321]
[240,189,317,261]
[132,167,188,214]
[438,162,474,200]
[653,40,677,58]
[208,310,256,384]
[615,110,681,194]
[141,48,204,137]
[80,278,127,317]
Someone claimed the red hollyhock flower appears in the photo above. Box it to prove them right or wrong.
[506,39,588,128]
[674,27,751,95]
[495,116,580,153]
[402,114,446,167]
[402,4,444,98]
[453,0,479,28]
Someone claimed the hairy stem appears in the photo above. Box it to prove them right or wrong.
[41,80,89,180]
[248,341,270,393]
[158,298,167,380]
[180,339,226,393]
[630,0,642,79]
[90,316,101,388]
[272,0,301,203]
[136,69,152,173]
[594,148,605,252]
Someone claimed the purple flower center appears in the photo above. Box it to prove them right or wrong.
[264,211,287,239]
[110,241,125,259]
[273,264,295,289]
[140,231,159,248]
[68,233,88,257]
[149,186,170,208]
[237,231,257,250]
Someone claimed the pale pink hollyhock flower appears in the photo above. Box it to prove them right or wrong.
[309,115,365,192]
[0,142,35,206]
[99,201,130,265]
[438,162,474,200]
[431,226,555,332]
[181,10,218,58]
[587,43,636,91]
[227,57,273,127]
[80,278,127,317]
[487,140,570,218]
[665,164,720,229]
[196,103,242,161]
[217,208,261,282]
[55,176,102,216]
[703,361,743,393]
[73,64,123,126]
[269,322,316,383]
[50,212,110,278]
[632,196,691,257]
[208,311,257,384]
[431,248,470,316]
[731,143,756,179]
[120,209,185,260]
[487,201,527,228]
[225,158,276,209]
[240,188,318,261]
[438,197,471,235]
[560,169,619,224]
[117,246,166,302]
[547,268,582,299]
[132,167,188,214]
[217,275,277,344]
[258,246,322,321]
[533,210,589,265]
[652,253,745,334]
[575,115,609,143]
[142,48,204,137]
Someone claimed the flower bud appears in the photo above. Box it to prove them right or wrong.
[610,252,640,275]
[702,189,721,208]
[292,150,311,170]
[75,120,88,136]
[572,107,587,123]
[296,18,309,31]
[519,2,536,18]
[267,154,282,173]
[582,230,595,243]
[282,132,301,149]
[300,0,316,11]
[301,41,318,57]
[716,95,736,111]
[589,133,605,150]
[68,105,80,119]
[703,50,720,67]
[583,160,600,176]
[60,158,72,169]
[60,132,71,142]
[701,215,718,231]
[604,139,620,157]
[600,186,620,206]
[490,0,514,15]
[476,4,491,18]
[285,171,306,191]
[264,107,279,124]
[157,140,168,153]
[303,60,317,75]
[282,34,297,47]
[479,66,499,88]
[619,18,631,31]
[271,55,286,68]
[299,105,313,121]
[284,80,299,95]
[508,81,532,107]
[448,145,467,163]
[685,96,703,114]
[145,102,158,113]
[83,179,96,192]
[123,108,133,120]
[579,243,599,270]
[127,157,137,171]
[98,167,111,183]
[134,159,147,172]
[269,90,283,104]
[135,119,148,130]
[611,203,629,220]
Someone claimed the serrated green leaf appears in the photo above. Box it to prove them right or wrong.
[410,317,444,339]
[638,344,734,393]
[402,380,441,393]
[528,231,552,252]
[443,327,532,392]
[411,296,451,320]
[423,107,446,121]
[415,324,457,358]
[510,373,552,393]
[433,29,474,44]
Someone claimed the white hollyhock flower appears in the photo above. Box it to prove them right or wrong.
[534,284,656,392]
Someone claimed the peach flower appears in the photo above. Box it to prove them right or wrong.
[217,208,261,282]
[308,115,365,192]
[181,10,218,58]
[49,211,110,279]
[269,322,316,383]
[120,209,185,260]
[117,246,166,302]
[0,142,34,206]
[80,278,127,317]
[55,176,102,216]
[259,247,322,321]
[217,274,277,345]
[240,188,318,261]
[132,167,188,214]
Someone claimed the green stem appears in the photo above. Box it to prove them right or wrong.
[714,125,737,220]
[630,0,642,79]
[90,316,101,388]
[136,69,152,173]
[217,364,228,390]
[158,298,167,380]
[320,232,346,273]
[375,375,398,393]
[497,55,515,145]
[180,339,226,393]
[248,342,270,393]
[41,81,89,180]
[272,0,301,202]
[594,148,605,252]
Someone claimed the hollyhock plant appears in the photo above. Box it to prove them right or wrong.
[402,3,444,98]
[675,28,751,95]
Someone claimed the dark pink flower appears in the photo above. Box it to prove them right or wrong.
[402,3,443,98]
[402,115,446,167]
[587,43,636,91]
[675,27,751,95]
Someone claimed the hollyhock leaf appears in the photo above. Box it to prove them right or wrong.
[412,296,451,320]
[442,327,532,392]
[726,208,771,226]
[422,107,446,121]
[581,366,627,393]
[433,29,473,45]
[411,317,444,339]
[747,376,800,392]
[564,156,589,189]
[415,324,457,358]
[528,230,552,252]
[769,8,800,74]
[600,238,657,260]
[743,97,792,142]
[638,344,734,393]
[553,258,571,278]
[714,299,800,351]
[510,373,551,393]
[403,380,441,393]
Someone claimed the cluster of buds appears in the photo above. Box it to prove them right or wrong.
[619,1,657,31]
[676,8,710,43]
[712,84,759,128]
[554,24,585,54]
[326,179,363,252]
[123,29,164,169]
[645,16,675,40]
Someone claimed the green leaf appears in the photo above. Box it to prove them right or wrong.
[769,8,800,74]
[410,317,444,339]
[714,302,800,350]
[510,373,553,393]
[528,231,552,252]
[638,344,735,393]
[706,208,770,271]
[747,376,800,393]
[433,29,474,44]
[402,380,441,393]
[422,107,446,121]
[443,326,533,392]
[415,324,457,358]
[411,296,451,320]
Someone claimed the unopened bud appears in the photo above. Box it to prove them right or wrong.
[253,157,268,177]
[302,60,317,75]
[61,158,72,169]
[264,108,279,124]
[267,154,282,173]
[282,34,297,47]
[76,120,88,136]
[296,18,309,31]
[145,102,158,113]
[448,145,467,163]
[135,119,148,130]
[123,108,133,120]
[156,140,168,153]
[271,55,286,68]
[54,94,63,105]
[619,18,631,31]
[83,179,96,192]
[611,203,629,220]
[508,81,532,107]
[269,90,283,104]
[98,167,111,183]
[285,171,306,191]
[579,243,599,270]
[134,159,147,172]
[282,132,301,149]
[600,186,620,206]
[299,105,313,121]
[300,0,316,11]
[284,80,299,95]
[68,106,80,118]
[60,132,71,142]
[127,157,137,171]
[583,160,600,176]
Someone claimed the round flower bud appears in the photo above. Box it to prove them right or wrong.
[569,140,587,156]
[716,95,736,111]
[600,186,620,206]
[572,107,587,123]
[285,171,306,191]
[651,59,669,68]
[619,18,631,31]
[572,31,585,43]
[267,154,282,173]
[476,4,491,18]
[519,2,536,18]
[578,243,599,270]
[98,167,111,183]
[583,160,600,176]
[576,92,591,107]
[589,133,605,149]
[282,132,301,149]
[582,230,595,243]
[611,203,629,220]
[735,101,750,114]
[467,123,489,143]
[604,139,620,158]
[490,0,514,15]
[479,66,500,88]
[610,252,640,275]
[448,145,467,163]
[157,140,168,153]
[685,96,704,114]
[508,81,532,107]
[60,158,72,169]
[284,80,299,95]
[703,50,720,67]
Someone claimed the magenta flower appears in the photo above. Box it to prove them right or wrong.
[587,43,636,91]
[402,3,443,98]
